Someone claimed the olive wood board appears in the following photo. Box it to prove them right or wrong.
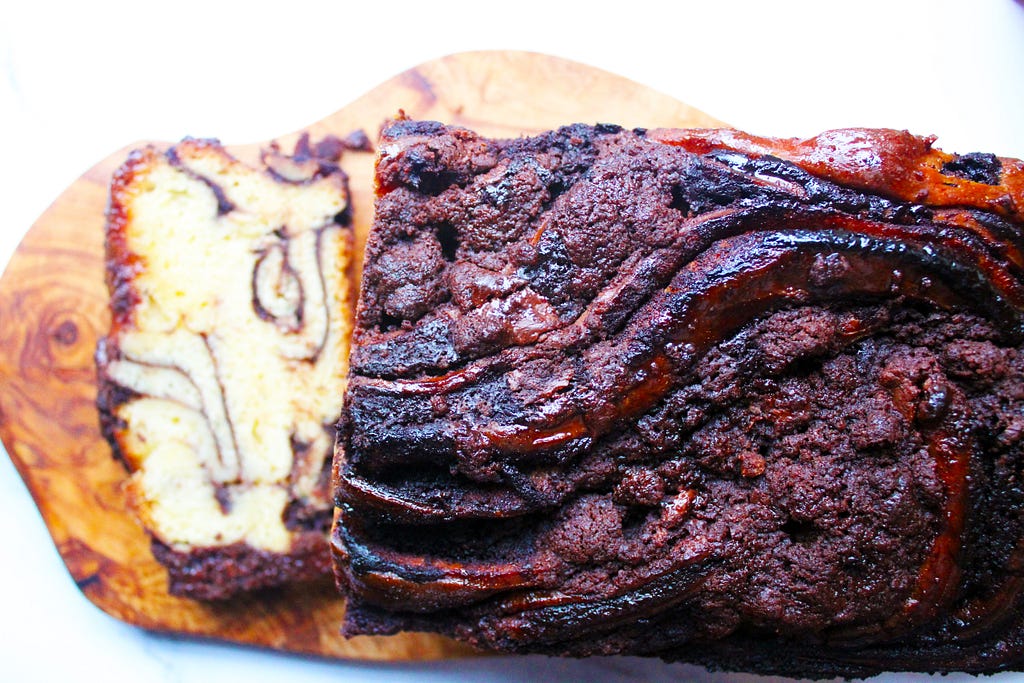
[0,50,725,661]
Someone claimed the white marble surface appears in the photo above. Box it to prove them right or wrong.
[1,1,1023,681]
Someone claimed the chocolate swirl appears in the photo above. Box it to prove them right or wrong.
[97,136,352,598]
[334,120,1024,677]
[251,225,335,362]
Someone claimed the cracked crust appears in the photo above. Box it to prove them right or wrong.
[334,118,1024,676]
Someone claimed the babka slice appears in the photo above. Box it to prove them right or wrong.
[333,118,1024,677]
[98,136,353,599]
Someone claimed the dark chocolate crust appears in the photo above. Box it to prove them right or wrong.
[97,137,350,600]
[334,119,1024,677]
[150,516,333,601]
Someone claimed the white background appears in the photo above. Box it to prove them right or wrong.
[1,1,1022,681]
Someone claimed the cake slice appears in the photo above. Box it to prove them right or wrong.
[333,118,1024,677]
[98,135,353,599]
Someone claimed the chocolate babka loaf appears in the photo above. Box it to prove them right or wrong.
[98,136,353,598]
[333,118,1024,677]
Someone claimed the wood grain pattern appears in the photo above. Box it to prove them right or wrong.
[0,50,725,660]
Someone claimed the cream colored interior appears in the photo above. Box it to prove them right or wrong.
[106,143,350,553]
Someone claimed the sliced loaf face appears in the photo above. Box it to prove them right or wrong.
[98,137,353,598]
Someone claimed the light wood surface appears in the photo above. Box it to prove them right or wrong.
[0,50,725,660]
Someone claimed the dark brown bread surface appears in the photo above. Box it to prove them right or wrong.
[334,118,1024,677]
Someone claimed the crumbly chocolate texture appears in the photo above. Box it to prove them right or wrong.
[98,135,353,599]
[150,520,332,600]
[333,118,1024,677]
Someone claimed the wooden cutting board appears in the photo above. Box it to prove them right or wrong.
[0,50,725,660]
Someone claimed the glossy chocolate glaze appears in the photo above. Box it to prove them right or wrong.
[335,119,1024,677]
